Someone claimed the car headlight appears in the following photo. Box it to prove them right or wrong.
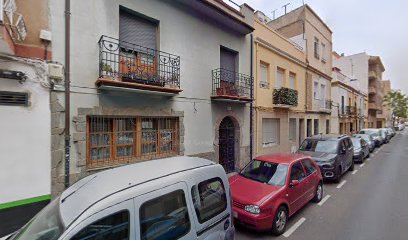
[245,205,261,214]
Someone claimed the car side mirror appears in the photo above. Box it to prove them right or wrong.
[289,180,300,188]
[339,148,346,154]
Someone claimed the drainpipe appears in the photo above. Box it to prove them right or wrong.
[250,33,253,161]
[64,0,71,189]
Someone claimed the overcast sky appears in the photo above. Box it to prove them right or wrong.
[231,0,408,94]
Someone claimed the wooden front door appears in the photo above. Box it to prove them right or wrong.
[219,117,235,173]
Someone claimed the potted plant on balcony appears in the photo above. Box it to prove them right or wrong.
[164,73,179,89]
[100,62,116,81]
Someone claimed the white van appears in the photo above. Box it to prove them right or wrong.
[3,157,234,240]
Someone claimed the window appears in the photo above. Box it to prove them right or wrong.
[301,159,317,176]
[260,62,269,88]
[289,72,296,89]
[120,10,157,50]
[72,211,129,240]
[321,43,326,62]
[314,119,319,135]
[290,162,306,181]
[276,67,285,88]
[289,118,296,141]
[299,139,338,154]
[140,190,190,240]
[313,82,319,99]
[0,91,28,106]
[87,117,178,168]
[314,37,320,59]
[191,178,227,223]
[326,120,330,134]
[262,118,280,147]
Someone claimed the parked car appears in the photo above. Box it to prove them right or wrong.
[383,128,393,140]
[297,134,354,183]
[351,137,370,162]
[229,154,323,235]
[2,157,234,240]
[353,134,375,152]
[379,128,390,143]
[359,128,383,147]
[387,128,396,138]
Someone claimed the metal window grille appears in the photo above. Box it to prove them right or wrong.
[0,91,28,106]
[87,116,179,169]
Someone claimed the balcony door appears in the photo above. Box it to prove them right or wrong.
[119,9,158,83]
[219,47,239,96]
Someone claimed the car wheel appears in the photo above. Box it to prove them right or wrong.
[334,166,342,183]
[271,206,288,236]
[312,182,323,203]
[349,159,355,171]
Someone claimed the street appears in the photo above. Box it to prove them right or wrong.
[236,130,408,240]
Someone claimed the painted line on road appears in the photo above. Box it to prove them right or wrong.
[336,180,347,189]
[318,194,331,206]
[360,163,366,168]
[283,217,306,238]
[352,169,358,175]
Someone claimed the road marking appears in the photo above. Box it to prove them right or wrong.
[318,194,331,206]
[352,169,358,175]
[336,180,347,189]
[360,163,366,168]
[367,158,371,161]
[283,217,306,238]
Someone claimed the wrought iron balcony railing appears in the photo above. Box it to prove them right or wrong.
[98,35,181,89]
[211,68,253,101]
[346,106,357,115]
[319,99,332,111]
[273,87,298,107]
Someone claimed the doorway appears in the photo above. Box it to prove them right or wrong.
[219,117,236,173]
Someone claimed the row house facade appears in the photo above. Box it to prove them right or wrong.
[267,5,333,139]
[377,80,392,127]
[0,0,54,235]
[331,67,368,135]
[49,0,255,197]
[334,53,386,128]
[253,11,307,156]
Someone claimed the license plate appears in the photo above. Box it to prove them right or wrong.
[233,211,238,218]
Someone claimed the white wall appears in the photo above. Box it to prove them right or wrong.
[333,52,369,95]
[0,59,50,204]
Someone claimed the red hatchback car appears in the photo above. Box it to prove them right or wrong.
[229,153,323,235]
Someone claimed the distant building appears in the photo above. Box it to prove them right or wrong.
[378,80,392,127]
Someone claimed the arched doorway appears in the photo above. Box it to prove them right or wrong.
[219,117,235,173]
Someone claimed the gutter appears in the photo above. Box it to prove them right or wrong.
[249,33,253,161]
[64,0,71,189]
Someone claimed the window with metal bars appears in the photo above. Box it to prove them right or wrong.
[0,91,28,106]
[87,116,179,168]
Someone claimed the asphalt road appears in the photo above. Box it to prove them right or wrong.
[236,129,408,240]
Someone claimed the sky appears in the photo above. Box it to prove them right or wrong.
[230,0,408,94]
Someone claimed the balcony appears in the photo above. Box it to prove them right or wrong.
[319,99,332,113]
[368,102,381,111]
[369,70,377,80]
[346,106,357,116]
[211,68,253,102]
[96,36,182,96]
[273,87,298,108]
[368,86,377,94]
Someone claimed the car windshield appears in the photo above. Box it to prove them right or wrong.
[351,138,361,148]
[354,134,370,142]
[360,129,379,137]
[299,139,338,154]
[12,197,64,240]
[240,160,288,186]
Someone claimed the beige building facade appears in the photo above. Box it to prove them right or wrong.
[377,80,392,127]
[253,12,307,156]
[267,5,333,139]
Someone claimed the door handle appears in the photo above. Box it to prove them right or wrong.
[224,219,230,230]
